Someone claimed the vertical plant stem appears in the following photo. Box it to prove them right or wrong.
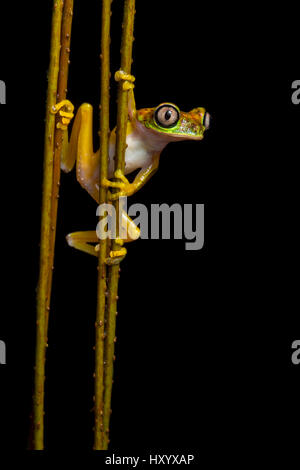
[45,0,74,333]
[34,0,64,450]
[103,0,136,449]
[94,0,112,451]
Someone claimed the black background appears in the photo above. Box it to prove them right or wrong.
[0,0,299,461]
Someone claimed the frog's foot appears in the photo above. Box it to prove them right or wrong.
[115,70,135,91]
[101,169,136,200]
[105,238,127,265]
[51,99,74,130]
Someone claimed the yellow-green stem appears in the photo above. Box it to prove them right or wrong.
[94,0,112,450]
[34,0,64,450]
[103,0,136,449]
[46,0,74,333]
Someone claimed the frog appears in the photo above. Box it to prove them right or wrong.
[52,71,210,261]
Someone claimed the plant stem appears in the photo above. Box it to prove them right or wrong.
[34,0,64,450]
[94,0,112,451]
[103,0,136,449]
[33,0,73,450]
[46,0,74,332]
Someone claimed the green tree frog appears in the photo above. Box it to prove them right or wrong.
[52,71,210,260]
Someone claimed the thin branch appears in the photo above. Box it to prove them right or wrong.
[34,0,64,450]
[94,0,112,451]
[33,0,73,450]
[103,0,136,450]
[46,0,74,333]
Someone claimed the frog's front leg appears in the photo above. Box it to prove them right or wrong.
[101,70,140,198]
[103,153,160,200]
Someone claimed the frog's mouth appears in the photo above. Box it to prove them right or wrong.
[159,119,206,140]
[170,124,205,140]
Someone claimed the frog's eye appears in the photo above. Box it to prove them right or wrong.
[203,112,210,129]
[154,105,180,128]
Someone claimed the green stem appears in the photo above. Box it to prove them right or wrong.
[103,0,136,450]
[34,0,64,450]
[94,0,112,451]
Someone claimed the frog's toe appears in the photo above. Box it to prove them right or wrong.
[101,177,125,190]
[115,70,135,90]
[114,169,130,184]
[51,99,74,130]
[105,239,127,265]
[109,184,135,200]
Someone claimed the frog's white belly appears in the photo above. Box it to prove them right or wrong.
[108,129,153,177]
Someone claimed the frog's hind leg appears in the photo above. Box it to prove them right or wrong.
[66,230,99,257]
[61,103,100,203]
[66,212,140,259]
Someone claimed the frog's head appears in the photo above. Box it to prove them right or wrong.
[136,103,210,143]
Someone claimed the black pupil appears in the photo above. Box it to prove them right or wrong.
[165,110,172,121]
